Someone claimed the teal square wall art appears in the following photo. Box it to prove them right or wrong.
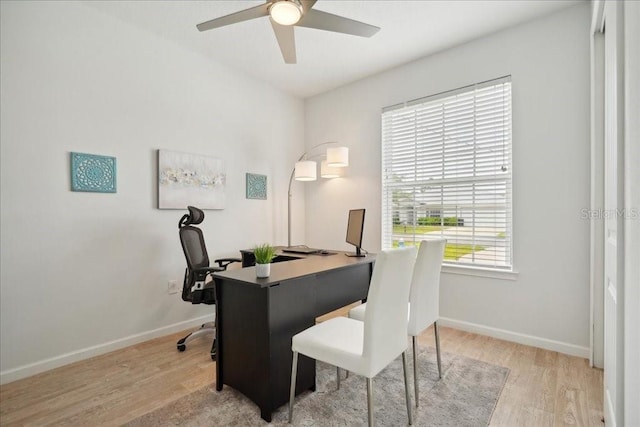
[246,173,267,200]
[70,152,117,193]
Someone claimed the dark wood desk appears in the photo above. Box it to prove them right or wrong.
[213,250,375,422]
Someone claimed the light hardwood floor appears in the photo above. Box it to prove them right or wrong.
[0,306,603,426]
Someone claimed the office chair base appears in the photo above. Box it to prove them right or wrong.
[176,322,216,359]
[177,338,216,360]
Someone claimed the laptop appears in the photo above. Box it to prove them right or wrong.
[282,247,320,255]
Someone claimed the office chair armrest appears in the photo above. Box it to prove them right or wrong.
[187,267,225,305]
[193,266,225,277]
[213,258,242,270]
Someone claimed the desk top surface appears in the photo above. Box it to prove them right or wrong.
[213,249,375,288]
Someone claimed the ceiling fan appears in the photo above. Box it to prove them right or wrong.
[196,0,380,64]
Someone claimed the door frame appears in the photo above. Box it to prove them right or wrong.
[622,2,640,426]
[591,1,640,425]
[589,0,605,370]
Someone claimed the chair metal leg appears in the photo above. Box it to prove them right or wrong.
[434,321,442,379]
[176,322,215,351]
[402,351,413,425]
[366,378,374,427]
[336,367,341,390]
[412,335,419,406]
[288,351,298,424]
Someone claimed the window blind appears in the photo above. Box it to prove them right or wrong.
[381,76,513,270]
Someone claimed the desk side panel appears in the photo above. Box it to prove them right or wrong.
[268,276,317,411]
[216,279,270,406]
[315,263,371,316]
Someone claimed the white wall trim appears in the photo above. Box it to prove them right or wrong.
[606,390,618,427]
[441,265,519,281]
[623,1,640,424]
[439,317,590,359]
[0,315,214,385]
[591,0,605,34]
[590,8,606,369]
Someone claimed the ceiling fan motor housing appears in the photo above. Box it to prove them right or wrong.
[269,0,304,26]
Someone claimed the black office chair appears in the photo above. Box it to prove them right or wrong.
[177,206,240,360]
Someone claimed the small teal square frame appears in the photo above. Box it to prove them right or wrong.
[246,173,267,200]
[71,152,117,193]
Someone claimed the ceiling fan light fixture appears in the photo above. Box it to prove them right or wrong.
[269,0,303,26]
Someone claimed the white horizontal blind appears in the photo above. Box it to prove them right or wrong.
[381,77,512,270]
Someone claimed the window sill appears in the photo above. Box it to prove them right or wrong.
[441,264,519,281]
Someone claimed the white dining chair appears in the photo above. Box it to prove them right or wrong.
[349,239,446,406]
[288,247,417,426]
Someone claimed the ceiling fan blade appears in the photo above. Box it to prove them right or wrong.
[270,19,297,64]
[197,3,270,32]
[296,9,380,37]
[300,0,318,13]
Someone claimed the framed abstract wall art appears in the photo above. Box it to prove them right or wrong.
[246,173,267,200]
[158,150,226,210]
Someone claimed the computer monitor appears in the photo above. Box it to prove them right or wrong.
[345,208,366,257]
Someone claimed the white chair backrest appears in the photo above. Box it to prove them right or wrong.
[407,239,446,336]
[363,247,417,376]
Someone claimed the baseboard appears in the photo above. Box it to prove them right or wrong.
[2,315,591,385]
[0,315,214,385]
[438,317,591,359]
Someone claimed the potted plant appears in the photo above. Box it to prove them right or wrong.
[253,243,276,278]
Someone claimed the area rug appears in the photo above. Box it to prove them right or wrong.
[125,346,508,426]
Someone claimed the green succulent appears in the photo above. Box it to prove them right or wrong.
[253,243,276,265]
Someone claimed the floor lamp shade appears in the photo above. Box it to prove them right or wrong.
[294,160,317,181]
[320,160,342,178]
[326,147,349,167]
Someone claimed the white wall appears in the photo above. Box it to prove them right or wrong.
[0,1,303,383]
[304,4,592,355]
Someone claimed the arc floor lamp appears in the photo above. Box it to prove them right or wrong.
[287,142,349,248]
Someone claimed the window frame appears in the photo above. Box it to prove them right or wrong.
[381,76,515,274]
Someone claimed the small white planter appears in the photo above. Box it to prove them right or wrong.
[256,263,271,278]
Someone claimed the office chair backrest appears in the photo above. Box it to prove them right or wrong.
[178,206,212,302]
[363,247,416,376]
[180,226,210,271]
[407,239,446,337]
[179,206,210,271]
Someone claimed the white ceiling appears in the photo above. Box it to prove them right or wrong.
[86,0,581,98]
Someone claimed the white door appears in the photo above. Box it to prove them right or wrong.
[603,3,624,425]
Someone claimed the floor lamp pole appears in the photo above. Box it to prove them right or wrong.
[287,142,336,248]
[287,168,295,248]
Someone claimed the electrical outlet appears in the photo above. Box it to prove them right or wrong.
[168,280,179,295]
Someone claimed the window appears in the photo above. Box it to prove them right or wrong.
[381,76,513,270]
